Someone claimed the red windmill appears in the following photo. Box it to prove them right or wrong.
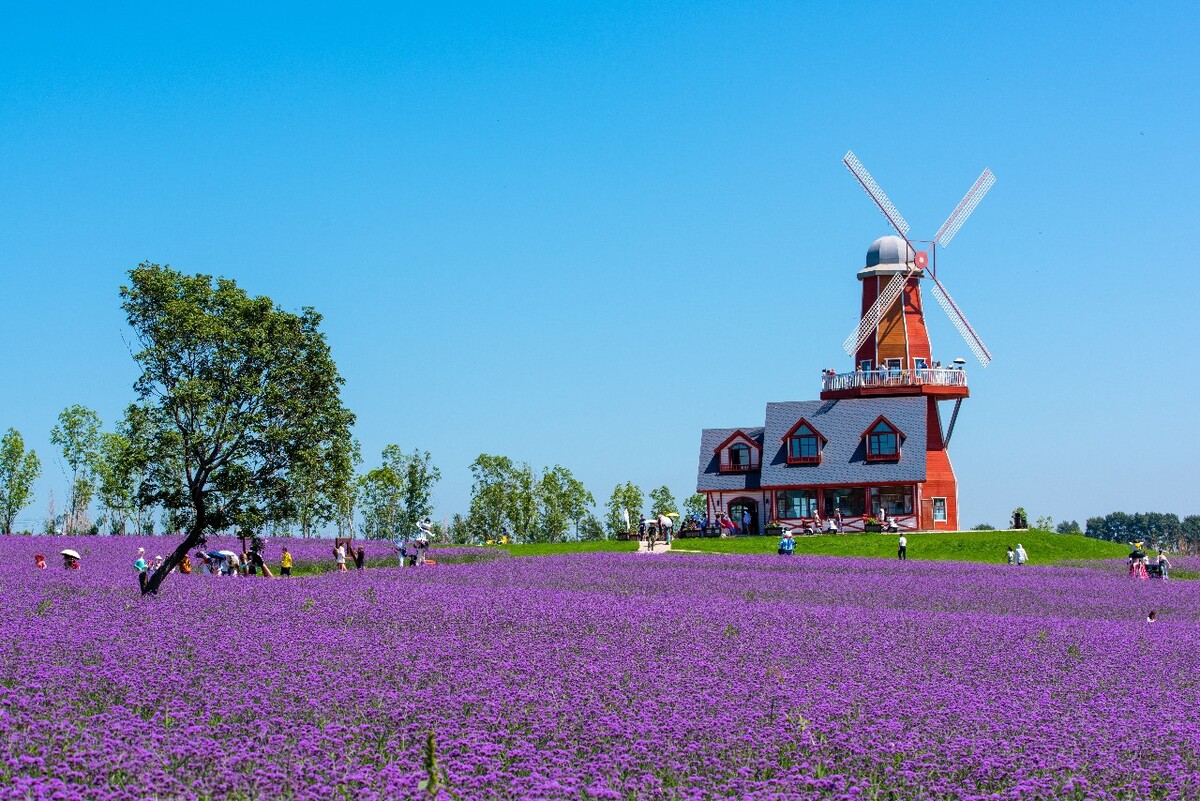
[840,150,995,370]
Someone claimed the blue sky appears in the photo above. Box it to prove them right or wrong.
[2,1,1197,532]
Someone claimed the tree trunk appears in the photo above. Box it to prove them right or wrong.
[143,508,206,596]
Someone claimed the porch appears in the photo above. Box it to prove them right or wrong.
[820,367,969,400]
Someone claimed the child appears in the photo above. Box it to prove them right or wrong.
[355,546,366,571]
[280,547,293,577]
[34,553,46,570]
[778,531,795,556]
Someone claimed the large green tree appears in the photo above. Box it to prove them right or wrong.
[466,454,537,542]
[0,428,41,535]
[359,445,441,541]
[50,405,102,535]
[604,481,643,537]
[537,465,594,542]
[121,263,355,594]
[649,485,679,518]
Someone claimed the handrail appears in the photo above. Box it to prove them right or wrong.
[821,368,967,393]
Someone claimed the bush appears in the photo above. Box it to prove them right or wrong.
[971,523,996,531]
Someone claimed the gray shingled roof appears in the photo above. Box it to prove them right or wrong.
[759,397,926,487]
[696,427,763,491]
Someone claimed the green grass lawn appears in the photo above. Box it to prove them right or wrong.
[498,541,639,557]
[670,529,1129,566]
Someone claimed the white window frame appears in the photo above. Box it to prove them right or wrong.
[932,497,947,523]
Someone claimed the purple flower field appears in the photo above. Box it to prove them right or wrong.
[2,536,1198,800]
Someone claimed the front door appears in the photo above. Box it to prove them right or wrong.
[729,498,758,535]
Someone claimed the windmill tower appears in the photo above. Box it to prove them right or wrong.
[821,151,996,529]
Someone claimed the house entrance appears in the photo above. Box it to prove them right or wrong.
[729,498,758,536]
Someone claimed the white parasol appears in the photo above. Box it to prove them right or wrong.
[60,549,81,559]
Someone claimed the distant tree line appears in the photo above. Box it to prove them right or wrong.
[1085,512,1200,553]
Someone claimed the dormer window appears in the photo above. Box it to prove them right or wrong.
[716,430,761,473]
[730,444,751,470]
[864,416,903,461]
[783,419,826,465]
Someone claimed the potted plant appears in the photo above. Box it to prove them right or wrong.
[764,521,785,537]
[864,517,883,533]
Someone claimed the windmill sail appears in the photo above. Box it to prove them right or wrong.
[933,168,995,249]
[843,151,911,239]
[929,274,992,366]
[842,271,908,356]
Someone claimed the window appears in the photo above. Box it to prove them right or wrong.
[932,497,947,522]
[784,419,825,465]
[730,444,750,470]
[870,486,914,516]
[859,360,872,372]
[777,489,819,519]
[865,418,902,461]
[823,488,866,517]
[717,431,760,473]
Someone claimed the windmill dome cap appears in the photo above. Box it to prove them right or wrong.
[866,235,915,268]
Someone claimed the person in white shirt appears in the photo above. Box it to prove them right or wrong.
[897,534,907,561]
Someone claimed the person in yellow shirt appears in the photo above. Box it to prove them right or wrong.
[280,547,293,577]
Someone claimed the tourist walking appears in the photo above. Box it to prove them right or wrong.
[742,510,752,536]
[657,513,674,543]
[638,515,647,541]
[1157,552,1172,580]
[1015,543,1027,566]
[335,543,348,572]
[897,534,907,561]
[1006,546,1015,565]
[280,547,293,577]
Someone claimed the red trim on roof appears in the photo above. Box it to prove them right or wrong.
[713,430,762,454]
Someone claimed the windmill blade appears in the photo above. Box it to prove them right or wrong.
[842,271,907,356]
[932,168,995,249]
[928,274,992,366]
[843,151,911,238]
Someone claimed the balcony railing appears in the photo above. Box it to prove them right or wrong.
[821,367,967,393]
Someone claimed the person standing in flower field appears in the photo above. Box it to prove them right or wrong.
[34,553,46,569]
[897,534,907,561]
[1157,552,1172,580]
[1015,543,1027,566]
[335,543,348,572]
[134,548,149,592]
[355,546,365,571]
[280,547,293,577]
[1006,546,1015,565]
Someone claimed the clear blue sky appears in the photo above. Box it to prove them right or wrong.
[3,1,1197,532]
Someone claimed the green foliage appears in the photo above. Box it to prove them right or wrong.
[604,481,643,537]
[684,493,706,518]
[1010,507,1028,529]
[50,405,102,535]
[359,446,441,541]
[466,454,538,542]
[121,263,355,594]
[577,513,605,541]
[1056,520,1081,535]
[1085,511,1200,552]
[676,529,1129,565]
[649,485,679,518]
[538,465,594,542]
[0,428,41,535]
[970,523,996,531]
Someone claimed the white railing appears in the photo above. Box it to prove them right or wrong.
[821,368,967,393]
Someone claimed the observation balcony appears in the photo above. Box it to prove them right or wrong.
[819,367,969,401]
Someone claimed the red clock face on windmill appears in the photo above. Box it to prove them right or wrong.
[914,251,928,270]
